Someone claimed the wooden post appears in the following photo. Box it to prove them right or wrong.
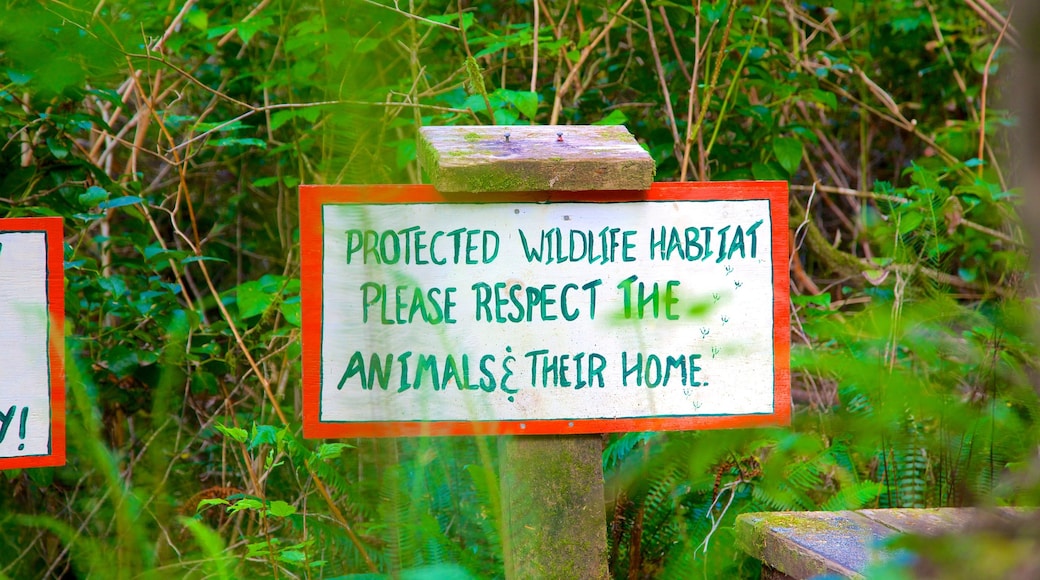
[419,125,655,580]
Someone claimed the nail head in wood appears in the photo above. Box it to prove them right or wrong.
[418,125,655,193]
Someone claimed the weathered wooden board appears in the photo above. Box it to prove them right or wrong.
[736,508,1036,579]
[418,125,655,192]
[737,511,892,579]
[299,182,790,437]
[0,217,65,469]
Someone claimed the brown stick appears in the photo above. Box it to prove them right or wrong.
[680,2,735,181]
[549,0,637,124]
[978,10,1012,177]
[640,0,682,159]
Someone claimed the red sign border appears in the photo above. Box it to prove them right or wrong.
[300,182,789,438]
[0,217,65,468]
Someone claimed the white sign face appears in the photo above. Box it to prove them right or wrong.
[0,223,63,467]
[308,192,788,434]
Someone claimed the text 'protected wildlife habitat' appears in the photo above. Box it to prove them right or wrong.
[300,183,789,437]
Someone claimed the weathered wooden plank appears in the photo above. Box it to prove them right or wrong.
[857,508,964,536]
[736,511,895,579]
[738,508,1038,579]
[418,125,655,192]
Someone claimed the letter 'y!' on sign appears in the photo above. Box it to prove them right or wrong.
[0,217,65,469]
[299,183,789,438]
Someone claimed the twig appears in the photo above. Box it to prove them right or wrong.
[657,5,691,83]
[218,0,274,47]
[152,0,196,53]
[125,52,254,110]
[359,0,459,31]
[549,0,637,125]
[681,1,734,181]
[978,9,1011,177]
[640,0,681,159]
[790,182,817,270]
[703,1,773,161]
[791,183,908,204]
[964,0,1018,47]
[790,184,1025,247]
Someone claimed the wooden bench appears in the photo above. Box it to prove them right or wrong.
[736,508,1026,579]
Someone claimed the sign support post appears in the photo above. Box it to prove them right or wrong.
[419,125,656,579]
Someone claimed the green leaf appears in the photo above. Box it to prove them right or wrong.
[792,293,832,309]
[315,442,353,460]
[236,17,274,44]
[593,110,628,125]
[79,186,109,207]
[186,9,208,31]
[492,108,519,125]
[270,109,297,131]
[215,423,248,443]
[503,90,538,119]
[427,13,475,28]
[268,500,297,518]
[6,69,32,85]
[211,136,267,149]
[190,371,219,395]
[807,89,837,111]
[249,424,279,449]
[278,550,307,564]
[354,37,381,54]
[181,255,228,264]
[98,196,143,210]
[772,137,803,175]
[280,300,302,327]
[46,137,68,159]
[196,498,230,512]
[237,280,274,319]
[898,211,924,234]
[833,0,856,16]
[227,498,264,513]
[245,540,271,557]
[752,161,786,181]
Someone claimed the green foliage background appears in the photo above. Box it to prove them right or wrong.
[0,0,1033,578]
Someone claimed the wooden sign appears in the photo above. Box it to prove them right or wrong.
[0,217,65,469]
[300,182,789,438]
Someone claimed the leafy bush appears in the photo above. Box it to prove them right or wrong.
[0,0,1031,578]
